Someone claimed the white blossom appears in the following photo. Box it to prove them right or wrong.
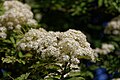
[35,13,42,21]
[112,78,120,80]
[15,24,22,30]
[62,55,70,62]
[0,1,37,38]
[18,43,26,51]
[17,28,97,65]
[0,32,7,39]
[104,15,120,35]
[0,26,7,39]
[41,46,60,60]
[60,29,88,48]
[0,27,7,32]
[94,43,115,55]
[27,19,37,26]
[71,57,80,64]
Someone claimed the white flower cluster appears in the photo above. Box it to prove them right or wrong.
[104,15,120,35]
[0,0,37,38]
[94,43,115,55]
[0,26,7,39]
[17,28,97,65]
[112,78,120,80]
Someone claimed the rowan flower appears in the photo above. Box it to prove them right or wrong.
[0,1,37,38]
[0,26,7,38]
[112,78,120,80]
[17,28,97,65]
[0,32,7,39]
[94,43,115,55]
[104,15,120,35]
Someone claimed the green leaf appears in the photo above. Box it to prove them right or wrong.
[24,53,33,57]
[67,77,85,80]
[88,0,94,2]
[2,56,25,64]
[3,40,12,44]
[112,2,120,12]
[104,0,108,7]
[0,1,5,16]
[98,0,103,7]
[10,37,15,44]
[69,72,80,77]
[18,51,23,57]
[1,56,16,63]
[2,71,8,77]
[15,73,30,80]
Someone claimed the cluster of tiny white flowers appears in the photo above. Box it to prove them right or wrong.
[17,28,97,65]
[0,26,7,39]
[112,78,120,80]
[94,43,115,55]
[0,0,37,38]
[104,15,120,35]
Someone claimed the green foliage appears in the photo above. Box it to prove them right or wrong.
[98,0,120,12]
[0,23,37,79]
[15,73,30,80]
[67,72,85,80]
[26,0,120,16]
[0,0,5,16]
[2,56,25,64]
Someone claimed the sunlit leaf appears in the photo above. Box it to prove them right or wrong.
[15,73,30,80]
[98,0,103,7]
